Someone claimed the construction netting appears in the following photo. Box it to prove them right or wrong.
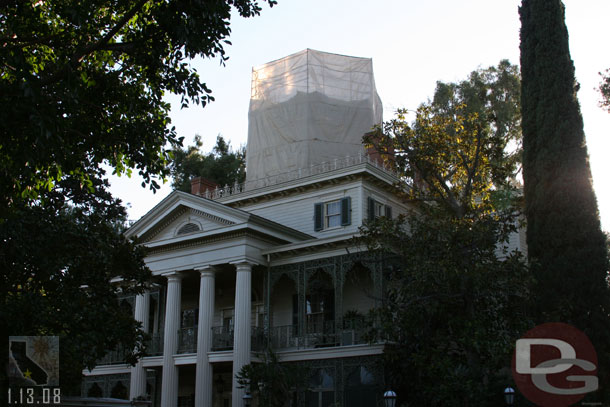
[246,49,383,183]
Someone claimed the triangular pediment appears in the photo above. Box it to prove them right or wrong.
[140,206,237,243]
[125,191,247,243]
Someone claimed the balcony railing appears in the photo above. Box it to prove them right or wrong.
[210,326,266,351]
[96,346,129,365]
[178,327,197,354]
[145,332,163,356]
[98,320,370,365]
[198,152,399,201]
[268,321,369,350]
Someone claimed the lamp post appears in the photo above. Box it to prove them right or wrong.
[504,387,515,406]
[383,390,397,407]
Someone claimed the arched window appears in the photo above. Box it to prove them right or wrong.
[176,222,200,235]
[110,381,128,399]
[345,366,377,407]
[306,369,335,407]
[87,382,103,398]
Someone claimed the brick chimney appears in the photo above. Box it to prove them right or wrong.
[364,131,395,167]
[190,177,219,197]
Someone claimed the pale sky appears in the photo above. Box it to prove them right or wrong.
[109,0,610,232]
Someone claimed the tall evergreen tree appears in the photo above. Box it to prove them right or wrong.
[519,0,610,390]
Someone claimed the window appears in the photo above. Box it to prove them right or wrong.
[176,222,200,235]
[307,369,335,407]
[367,197,392,221]
[314,197,351,231]
[325,201,341,228]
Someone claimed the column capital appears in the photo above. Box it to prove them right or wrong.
[162,271,184,283]
[195,265,217,277]
[230,260,256,272]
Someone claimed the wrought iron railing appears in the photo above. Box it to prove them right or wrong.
[197,152,399,201]
[96,346,129,365]
[211,326,234,351]
[145,332,163,356]
[266,321,369,350]
[178,327,197,354]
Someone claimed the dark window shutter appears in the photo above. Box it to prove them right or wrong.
[367,197,376,221]
[341,197,351,226]
[385,205,392,219]
[314,202,323,231]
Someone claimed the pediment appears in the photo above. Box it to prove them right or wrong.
[126,191,245,243]
[140,206,236,243]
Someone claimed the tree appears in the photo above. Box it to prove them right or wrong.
[1,180,150,394]
[170,134,246,192]
[520,0,610,394]
[361,62,531,406]
[0,0,274,395]
[236,348,309,407]
[600,69,610,113]
[0,0,274,211]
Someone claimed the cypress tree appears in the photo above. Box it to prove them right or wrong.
[520,0,610,377]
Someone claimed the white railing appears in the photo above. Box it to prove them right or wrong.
[201,152,399,201]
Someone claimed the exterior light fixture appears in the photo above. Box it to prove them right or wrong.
[383,390,397,407]
[504,386,515,406]
[243,392,252,407]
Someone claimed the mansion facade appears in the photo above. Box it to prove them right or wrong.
[81,49,526,407]
[82,154,411,407]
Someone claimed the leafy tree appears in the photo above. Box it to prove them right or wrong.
[361,63,530,406]
[600,69,610,113]
[0,0,274,211]
[236,348,309,407]
[369,61,522,216]
[1,180,150,394]
[170,134,246,192]
[520,0,610,396]
[0,0,274,395]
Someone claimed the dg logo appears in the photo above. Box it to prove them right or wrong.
[512,322,598,406]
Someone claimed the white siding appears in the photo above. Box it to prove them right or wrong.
[240,182,364,237]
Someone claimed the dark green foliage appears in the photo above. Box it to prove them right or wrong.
[170,135,246,192]
[0,0,273,395]
[237,348,309,407]
[361,209,531,407]
[0,0,274,212]
[0,179,150,394]
[361,62,531,406]
[520,1,610,395]
[600,69,610,113]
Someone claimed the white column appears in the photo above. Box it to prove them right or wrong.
[161,272,183,407]
[130,290,150,399]
[195,267,216,407]
[232,262,253,407]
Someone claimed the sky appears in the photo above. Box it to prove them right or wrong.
[108,0,610,232]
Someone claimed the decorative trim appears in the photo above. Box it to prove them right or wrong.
[190,208,235,226]
[146,229,285,255]
[140,206,188,242]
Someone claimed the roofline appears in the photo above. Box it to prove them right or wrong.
[217,162,399,205]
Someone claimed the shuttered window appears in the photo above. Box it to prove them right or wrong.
[314,197,351,231]
[341,197,351,226]
[368,197,392,220]
[314,203,324,231]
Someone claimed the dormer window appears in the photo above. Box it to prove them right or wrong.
[176,222,201,236]
[314,197,351,231]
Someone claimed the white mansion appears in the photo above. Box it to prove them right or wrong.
[81,50,526,407]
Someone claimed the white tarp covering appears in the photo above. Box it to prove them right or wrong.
[246,49,383,183]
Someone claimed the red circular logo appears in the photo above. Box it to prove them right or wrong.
[512,322,598,406]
